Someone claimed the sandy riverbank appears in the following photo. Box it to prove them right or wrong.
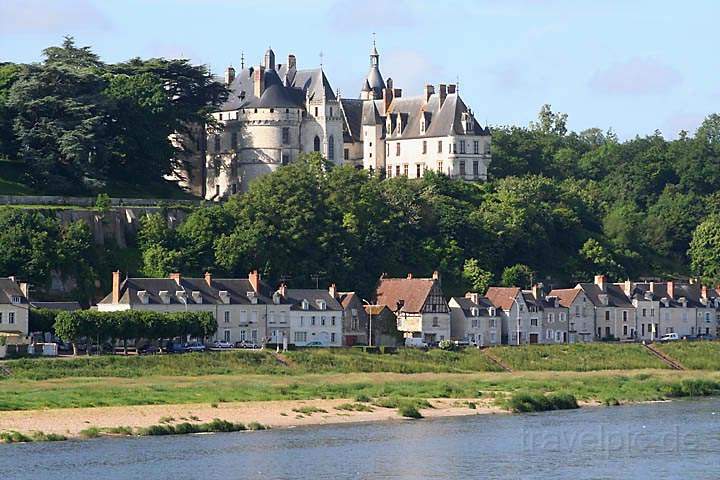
[0,397,504,439]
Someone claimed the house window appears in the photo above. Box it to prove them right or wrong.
[460,140,466,154]
[403,164,408,176]
[432,317,439,327]
[223,330,231,342]
[282,154,290,165]
[490,318,496,328]
[396,165,400,176]
[530,318,538,326]
[314,107,319,117]
[622,311,628,322]
[219,113,223,121]
[459,161,466,175]
[295,331,307,343]
[473,140,479,154]
[331,316,336,326]
[437,161,443,172]
[344,148,349,160]
[313,136,321,152]
[231,131,238,149]
[224,311,230,323]
[473,161,479,176]
[328,136,335,160]
[437,141,442,153]
[321,316,326,326]
[282,127,290,145]
[311,316,316,326]
[623,325,628,336]
[0,312,2,323]
[642,308,647,317]
[396,143,400,156]
[548,313,554,322]
[387,166,392,177]
[9,312,15,324]
[422,141,427,154]
[214,135,221,152]
[416,164,422,177]
[604,311,610,322]
[331,333,336,343]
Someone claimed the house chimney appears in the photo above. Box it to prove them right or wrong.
[248,270,260,293]
[466,292,480,305]
[594,274,606,292]
[253,66,265,98]
[432,270,441,283]
[112,270,121,304]
[393,88,402,98]
[424,84,435,103]
[204,271,213,287]
[169,272,182,285]
[702,285,709,300]
[279,283,287,298]
[19,282,29,299]
[328,283,337,299]
[407,273,413,279]
[447,84,456,94]
[224,66,235,85]
[532,283,544,301]
[438,84,447,107]
[666,281,674,300]
[288,54,296,69]
[623,280,632,296]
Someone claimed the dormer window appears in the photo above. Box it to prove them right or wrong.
[10,295,21,304]
[273,292,281,305]
[316,299,326,311]
[137,290,150,304]
[158,290,170,305]
[301,299,309,310]
[191,291,202,304]
[247,291,258,304]
[471,307,479,317]
[489,307,496,316]
[219,290,230,304]
[175,291,187,303]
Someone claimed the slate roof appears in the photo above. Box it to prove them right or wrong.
[577,283,633,308]
[451,296,497,317]
[485,287,521,311]
[98,277,277,306]
[30,302,81,311]
[375,277,436,313]
[631,282,707,308]
[285,289,343,311]
[219,64,335,112]
[0,279,27,305]
[340,98,363,142]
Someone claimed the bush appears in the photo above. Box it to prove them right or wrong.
[666,379,720,398]
[603,397,620,406]
[354,393,371,403]
[438,340,454,351]
[507,392,579,413]
[398,405,423,418]
[79,427,101,438]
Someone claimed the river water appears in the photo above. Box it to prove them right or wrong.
[2,398,719,479]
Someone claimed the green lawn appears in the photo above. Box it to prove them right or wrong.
[655,341,720,370]
[486,343,668,371]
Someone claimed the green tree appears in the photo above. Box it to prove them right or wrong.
[462,258,493,293]
[501,264,534,288]
[689,216,720,286]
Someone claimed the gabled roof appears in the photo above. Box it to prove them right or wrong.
[375,277,438,313]
[577,283,633,308]
[0,279,27,305]
[340,98,363,142]
[548,288,581,308]
[450,296,496,317]
[484,287,521,311]
[364,304,392,316]
[285,289,342,311]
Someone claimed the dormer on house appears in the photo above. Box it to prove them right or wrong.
[158,291,170,304]
[191,291,202,304]
[219,290,230,304]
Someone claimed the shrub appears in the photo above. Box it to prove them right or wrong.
[467,402,477,409]
[666,379,720,398]
[0,431,32,443]
[79,427,101,438]
[335,403,374,412]
[398,405,422,418]
[292,406,327,415]
[507,392,579,413]
[603,397,620,406]
[354,393,371,403]
[247,422,267,431]
[438,340,454,351]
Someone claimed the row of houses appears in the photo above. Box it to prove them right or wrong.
[2,272,720,346]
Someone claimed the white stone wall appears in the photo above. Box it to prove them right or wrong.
[420,312,451,342]
[634,299,661,340]
[289,309,343,346]
[567,292,596,342]
[362,125,385,171]
[541,307,569,344]
[595,306,637,340]
[0,304,29,336]
[449,301,500,346]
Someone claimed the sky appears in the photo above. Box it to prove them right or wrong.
[1,0,717,139]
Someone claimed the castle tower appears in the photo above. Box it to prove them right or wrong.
[264,47,276,70]
[360,39,385,100]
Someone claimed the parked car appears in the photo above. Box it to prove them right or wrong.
[405,337,428,348]
[138,344,160,355]
[694,333,716,341]
[660,333,679,342]
[304,341,325,347]
[166,342,188,354]
[453,340,471,348]
[211,340,234,349]
[235,341,260,349]
[185,342,207,353]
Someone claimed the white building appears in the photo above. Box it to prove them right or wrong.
[485,287,542,344]
[449,293,501,346]
[284,285,343,347]
[0,277,29,337]
[549,287,595,343]
[340,43,492,180]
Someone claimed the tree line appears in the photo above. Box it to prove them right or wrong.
[52,310,216,355]
[0,37,226,195]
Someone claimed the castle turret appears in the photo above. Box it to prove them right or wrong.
[264,47,275,70]
[360,40,385,100]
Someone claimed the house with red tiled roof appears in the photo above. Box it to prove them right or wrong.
[374,271,450,344]
[448,292,501,346]
[549,286,595,343]
[485,286,541,344]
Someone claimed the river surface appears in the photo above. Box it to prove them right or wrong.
[2,398,719,479]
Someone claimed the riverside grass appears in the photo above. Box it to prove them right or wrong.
[655,341,720,370]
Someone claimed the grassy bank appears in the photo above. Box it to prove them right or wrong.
[486,344,668,371]
[655,341,720,370]
[2,370,719,411]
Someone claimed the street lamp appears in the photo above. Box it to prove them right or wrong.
[362,299,373,347]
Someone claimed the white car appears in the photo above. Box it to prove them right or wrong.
[211,341,234,349]
[660,333,679,342]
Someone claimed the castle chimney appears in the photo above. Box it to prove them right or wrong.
[288,54,296,69]
[328,283,337,299]
[623,280,632,296]
[424,84,435,103]
[447,84,457,94]
[204,271,213,287]
[594,274,606,292]
[169,272,182,285]
[248,270,260,293]
[438,84,447,107]
[253,66,265,98]
[112,270,121,304]
[224,66,235,85]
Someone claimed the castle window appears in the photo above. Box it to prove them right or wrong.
[395,165,400,176]
[314,107,319,117]
[286,108,289,113]
[460,140,466,154]
[344,149,349,160]
[396,143,400,156]
[313,136,321,152]
[422,141,427,154]
[330,107,333,116]
[270,108,274,113]
[437,141,442,153]
[474,141,480,155]
[254,108,258,113]
[328,136,335,160]
[282,127,290,145]
[214,135,221,152]
[403,164,408,176]
[219,113,223,121]
[416,164,421,177]
[460,160,466,176]
[231,131,238,150]
[473,161,479,176]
